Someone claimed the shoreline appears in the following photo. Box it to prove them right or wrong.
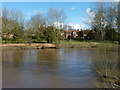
[1,43,55,47]
[1,43,56,50]
[1,41,119,50]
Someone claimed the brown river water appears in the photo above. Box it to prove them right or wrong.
[2,48,118,88]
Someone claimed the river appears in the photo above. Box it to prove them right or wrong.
[2,48,118,88]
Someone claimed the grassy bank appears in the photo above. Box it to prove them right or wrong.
[59,40,118,49]
[94,56,119,88]
[1,40,119,49]
[96,64,119,88]
[1,43,56,50]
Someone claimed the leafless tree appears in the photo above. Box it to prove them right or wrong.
[46,8,66,47]
[2,8,25,42]
[91,3,106,41]
[116,2,120,32]
[26,13,45,42]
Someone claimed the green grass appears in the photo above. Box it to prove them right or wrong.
[59,40,118,48]
[2,40,47,44]
[2,40,28,43]
[1,40,119,50]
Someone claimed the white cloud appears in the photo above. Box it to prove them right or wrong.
[25,10,44,20]
[82,17,92,24]
[77,17,92,29]
[70,7,76,10]
[86,8,91,14]
[68,23,81,30]
[86,8,95,17]
[53,22,82,30]
[73,24,81,30]
[114,0,120,2]
[53,22,64,29]
[26,10,44,17]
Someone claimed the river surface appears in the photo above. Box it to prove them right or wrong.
[2,48,118,88]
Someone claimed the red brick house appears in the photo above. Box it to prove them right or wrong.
[64,30,79,39]
[2,33,14,39]
[63,30,96,40]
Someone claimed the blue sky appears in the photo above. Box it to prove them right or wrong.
[2,2,113,29]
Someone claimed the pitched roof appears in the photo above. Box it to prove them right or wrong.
[64,30,80,33]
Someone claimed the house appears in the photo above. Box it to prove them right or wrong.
[63,30,96,40]
[64,30,79,39]
[78,30,90,40]
[2,33,14,39]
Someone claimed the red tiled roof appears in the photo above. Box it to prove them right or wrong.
[64,30,80,32]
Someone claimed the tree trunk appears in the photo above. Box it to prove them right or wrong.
[46,38,50,43]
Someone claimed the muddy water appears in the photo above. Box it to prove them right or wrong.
[2,48,118,88]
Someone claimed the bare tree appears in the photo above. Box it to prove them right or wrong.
[26,13,45,41]
[8,9,24,40]
[91,3,106,41]
[46,8,66,47]
[47,8,66,26]
[2,8,25,43]
[2,8,9,34]
[116,2,120,43]
[116,2,120,32]
[105,3,116,41]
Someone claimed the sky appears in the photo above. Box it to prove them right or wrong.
[2,2,116,29]
[2,0,120,2]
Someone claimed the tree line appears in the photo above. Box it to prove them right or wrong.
[90,2,120,42]
[1,7,66,46]
[1,2,120,45]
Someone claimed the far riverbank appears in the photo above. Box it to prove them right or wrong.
[1,40,119,50]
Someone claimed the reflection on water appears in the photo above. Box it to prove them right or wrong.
[2,48,118,88]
